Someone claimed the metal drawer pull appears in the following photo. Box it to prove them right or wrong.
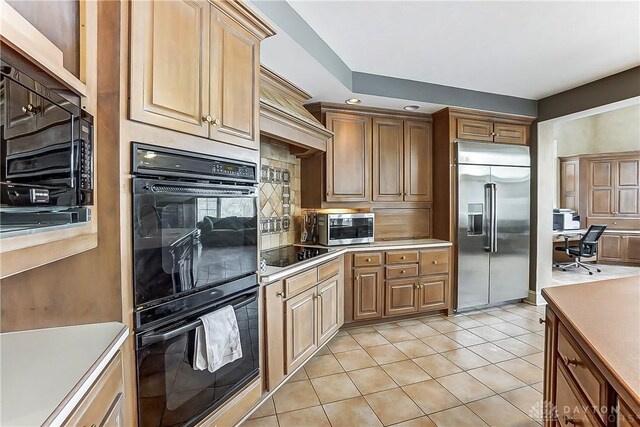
[562,355,579,367]
[366,258,372,262]
[400,255,406,260]
[276,291,285,298]
[539,318,545,324]
[401,270,406,274]
[432,260,438,265]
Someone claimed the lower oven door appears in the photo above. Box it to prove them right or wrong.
[136,289,259,427]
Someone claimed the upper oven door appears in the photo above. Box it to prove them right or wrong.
[133,178,258,308]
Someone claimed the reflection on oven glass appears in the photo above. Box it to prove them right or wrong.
[137,298,259,427]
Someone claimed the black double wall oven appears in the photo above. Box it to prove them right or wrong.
[132,144,259,427]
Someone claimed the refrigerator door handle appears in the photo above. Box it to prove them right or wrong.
[484,183,497,253]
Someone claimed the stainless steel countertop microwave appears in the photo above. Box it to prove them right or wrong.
[317,212,375,246]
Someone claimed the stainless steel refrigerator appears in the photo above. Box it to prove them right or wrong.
[456,141,530,310]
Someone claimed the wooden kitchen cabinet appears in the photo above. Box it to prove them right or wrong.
[373,117,404,202]
[325,112,372,202]
[559,157,580,211]
[384,279,418,316]
[264,258,344,383]
[418,275,448,311]
[129,0,274,149]
[588,157,640,217]
[456,117,529,145]
[404,120,432,202]
[64,352,125,426]
[353,266,384,320]
[285,286,318,374]
[598,233,640,265]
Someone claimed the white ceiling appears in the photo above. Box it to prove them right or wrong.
[277,1,640,100]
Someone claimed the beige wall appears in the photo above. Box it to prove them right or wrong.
[556,104,640,156]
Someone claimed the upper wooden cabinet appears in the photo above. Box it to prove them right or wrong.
[325,112,372,202]
[302,103,433,208]
[588,156,639,217]
[559,157,580,212]
[129,0,274,149]
[456,117,529,145]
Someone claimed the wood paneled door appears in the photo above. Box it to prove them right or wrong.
[384,279,418,316]
[209,7,260,148]
[325,112,372,202]
[598,234,623,262]
[317,277,340,344]
[559,157,579,211]
[285,287,318,373]
[456,117,528,145]
[418,276,448,311]
[129,0,211,137]
[353,266,383,320]
[589,160,615,215]
[373,118,404,202]
[404,121,432,202]
[616,159,639,215]
[589,158,640,217]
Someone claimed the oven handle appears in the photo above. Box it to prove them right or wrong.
[139,293,257,347]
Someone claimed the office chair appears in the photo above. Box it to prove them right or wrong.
[554,225,607,275]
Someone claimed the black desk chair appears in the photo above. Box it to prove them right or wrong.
[554,225,607,275]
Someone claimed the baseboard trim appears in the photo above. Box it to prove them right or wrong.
[526,290,546,306]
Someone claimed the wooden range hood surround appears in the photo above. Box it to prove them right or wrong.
[259,65,332,156]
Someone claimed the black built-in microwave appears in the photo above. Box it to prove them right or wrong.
[0,58,93,232]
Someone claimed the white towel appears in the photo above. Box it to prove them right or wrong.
[193,305,243,373]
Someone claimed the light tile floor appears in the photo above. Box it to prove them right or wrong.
[243,302,547,427]
[551,263,640,286]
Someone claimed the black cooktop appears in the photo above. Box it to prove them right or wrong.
[262,245,330,267]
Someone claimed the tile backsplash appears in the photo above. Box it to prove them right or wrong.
[259,140,300,251]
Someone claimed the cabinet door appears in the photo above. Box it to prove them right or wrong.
[384,279,418,317]
[318,277,340,344]
[418,275,448,312]
[209,6,260,149]
[456,118,493,142]
[493,123,528,145]
[285,286,318,373]
[353,266,383,320]
[129,0,210,137]
[589,160,615,216]
[616,159,639,216]
[264,281,285,391]
[4,79,38,138]
[100,393,124,427]
[543,307,558,427]
[404,121,432,202]
[325,112,372,202]
[598,234,623,262]
[560,159,579,211]
[372,118,404,202]
[623,235,640,264]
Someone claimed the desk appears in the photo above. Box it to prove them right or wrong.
[553,229,590,263]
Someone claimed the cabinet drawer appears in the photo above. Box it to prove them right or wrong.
[354,252,382,267]
[65,352,124,426]
[555,363,597,427]
[284,268,318,298]
[386,250,419,264]
[419,249,449,275]
[558,324,609,422]
[385,264,419,279]
[318,258,340,282]
[586,217,640,230]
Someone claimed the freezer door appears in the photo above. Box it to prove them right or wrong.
[457,165,491,309]
[489,166,530,304]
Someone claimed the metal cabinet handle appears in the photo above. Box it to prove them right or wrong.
[401,270,406,274]
[432,260,438,265]
[414,284,420,289]
[539,318,545,324]
[202,115,213,123]
[21,103,37,115]
[562,415,577,425]
[400,255,406,260]
[276,291,285,298]
[356,274,361,282]
[212,117,221,126]
[562,355,579,367]
[366,258,372,262]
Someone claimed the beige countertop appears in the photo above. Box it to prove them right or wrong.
[0,322,128,427]
[260,239,451,283]
[542,277,640,407]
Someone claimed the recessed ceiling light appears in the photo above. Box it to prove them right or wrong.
[404,105,420,111]
[345,98,361,105]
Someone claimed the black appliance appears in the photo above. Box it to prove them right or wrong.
[0,59,93,232]
[132,143,259,426]
[262,245,330,268]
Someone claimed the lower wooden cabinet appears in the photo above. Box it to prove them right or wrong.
[353,266,384,320]
[64,352,125,426]
[285,286,318,373]
[598,233,640,265]
[264,258,344,391]
[349,248,451,324]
